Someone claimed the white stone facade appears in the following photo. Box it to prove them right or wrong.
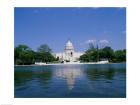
[55,40,84,62]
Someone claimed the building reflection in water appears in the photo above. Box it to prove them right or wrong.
[54,65,84,90]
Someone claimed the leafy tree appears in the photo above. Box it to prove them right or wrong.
[80,54,90,62]
[37,44,52,53]
[14,44,56,65]
[80,46,126,63]
[35,44,56,63]
[99,46,114,61]
[113,49,126,62]
[14,45,35,65]
[80,45,99,62]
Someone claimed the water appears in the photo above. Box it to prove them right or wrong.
[14,63,126,98]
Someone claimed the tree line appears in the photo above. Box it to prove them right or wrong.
[79,45,126,63]
[14,43,126,65]
[14,44,56,65]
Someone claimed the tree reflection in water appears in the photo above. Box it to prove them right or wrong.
[85,68,115,80]
[85,64,126,81]
[15,66,53,90]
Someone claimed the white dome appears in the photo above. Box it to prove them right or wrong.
[65,40,74,50]
[66,40,73,46]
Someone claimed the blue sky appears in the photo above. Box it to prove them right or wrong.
[14,7,126,52]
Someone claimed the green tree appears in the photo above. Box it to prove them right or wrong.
[14,45,35,65]
[80,46,118,63]
[99,46,114,61]
[36,44,56,63]
[80,45,99,62]
[37,44,52,53]
[113,49,126,62]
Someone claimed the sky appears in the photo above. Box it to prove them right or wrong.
[14,7,126,53]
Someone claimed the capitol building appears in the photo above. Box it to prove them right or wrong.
[55,40,84,63]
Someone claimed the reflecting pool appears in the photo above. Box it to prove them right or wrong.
[14,63,126,98]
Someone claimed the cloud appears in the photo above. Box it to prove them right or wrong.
[85,39,96,44]
[99,39,109,44]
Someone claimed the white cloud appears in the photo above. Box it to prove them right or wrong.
[85,39,96,44]
[99,39,109,44]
